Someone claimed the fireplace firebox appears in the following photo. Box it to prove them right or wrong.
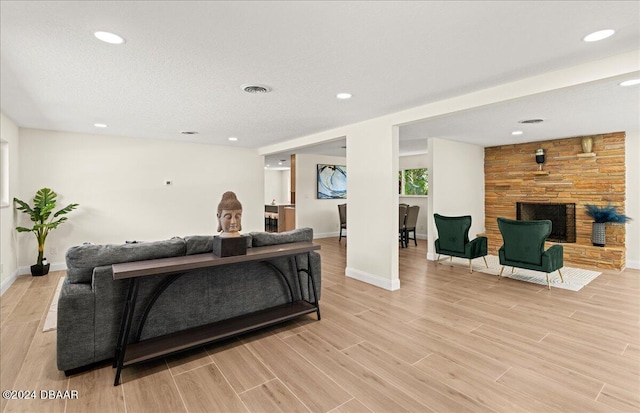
[516,202,576,243]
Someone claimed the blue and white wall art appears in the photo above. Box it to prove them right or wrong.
[317,164,347,199]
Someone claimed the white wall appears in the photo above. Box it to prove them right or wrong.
[16,129,264,269]
[626,131,640,269]
[399,154,428,240]
[427,138,485,260]
[264,169,291,205]
[281,170,290,204]
[264,169,285,205]
[295,154,346,238]
[0,113,20,294]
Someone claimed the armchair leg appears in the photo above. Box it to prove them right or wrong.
[512,267,515,274]
[558,268,564,283]
[482,256,488,268]
[546,273,551,289]
[469,259,473,273]
[436,254,441,263]
[499,266,505,277]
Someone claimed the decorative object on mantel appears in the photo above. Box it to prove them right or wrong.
[580,136,593,153]
[533,148,550,175]
[576,136,596,158]
[535,148,545,170]
[214,191,248,256]
[14,188,79,276]
[585,203,632,247]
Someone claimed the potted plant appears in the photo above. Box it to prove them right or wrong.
[14,188,79,276]
[585,202,631,247]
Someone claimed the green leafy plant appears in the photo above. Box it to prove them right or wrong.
[400,168,428,195]
[14,188,79,265]
[585,203,631,223]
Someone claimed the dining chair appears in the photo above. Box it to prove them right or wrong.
[404,206,420,247]
[399,204,408,247]
[338,203,347,243]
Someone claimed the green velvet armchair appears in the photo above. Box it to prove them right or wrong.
[434,214,488,273]
[497,217,564,289]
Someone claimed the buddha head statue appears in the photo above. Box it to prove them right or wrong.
[216,191,243,238]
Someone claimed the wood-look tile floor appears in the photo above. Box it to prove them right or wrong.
[1,237,639,413]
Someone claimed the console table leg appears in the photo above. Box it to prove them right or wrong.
[114,279,136,367]
[306,252,321,320]
[114,279,140,386]
[290,256,303,301]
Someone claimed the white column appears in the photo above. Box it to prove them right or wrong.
[345,120,400,290]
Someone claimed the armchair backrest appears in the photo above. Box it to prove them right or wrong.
[497,217,551,265]
[338,204,347,225]
[434,213,471,253]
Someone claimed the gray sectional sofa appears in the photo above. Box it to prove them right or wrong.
[57,228,321,373]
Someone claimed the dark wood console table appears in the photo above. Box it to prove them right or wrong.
[111,241,320,386]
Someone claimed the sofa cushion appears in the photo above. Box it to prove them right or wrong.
[65,238,187,284]
[184,234,252,255]
[249,227,313,247]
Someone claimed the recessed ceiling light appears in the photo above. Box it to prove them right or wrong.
[336,93,352,100]
[619,79,640,87]
[512,131,523,136]
[228,137,238,141]
[180,131,199,135]
[583,29,615,42]
[94,123,107,128]
[94,31,125,44]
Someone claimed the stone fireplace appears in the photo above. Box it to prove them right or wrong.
[517,202,576,243]
[484,133,626,270]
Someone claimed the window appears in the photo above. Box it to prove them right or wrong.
[0,140,8,207]
[399,168,428,196]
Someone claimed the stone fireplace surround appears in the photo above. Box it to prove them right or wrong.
[484,132,626,270]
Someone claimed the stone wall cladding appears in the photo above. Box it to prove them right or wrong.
[485,132,626,270]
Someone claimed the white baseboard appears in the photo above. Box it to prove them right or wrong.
[626,260,640,270]
[345,267,400,291]
[314,232,340,239]
[0,269,19,296]
[2,261,67,296]
[17,262,67,276]
[313,232,427,240]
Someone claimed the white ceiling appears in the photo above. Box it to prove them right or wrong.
[1,1,639,170]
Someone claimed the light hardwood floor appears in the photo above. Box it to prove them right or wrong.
[1,237,639,413]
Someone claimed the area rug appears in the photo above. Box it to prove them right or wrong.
[440,255,601,291]
[43,277,65,332]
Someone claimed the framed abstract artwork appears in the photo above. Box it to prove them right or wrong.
[317,164,346,199]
